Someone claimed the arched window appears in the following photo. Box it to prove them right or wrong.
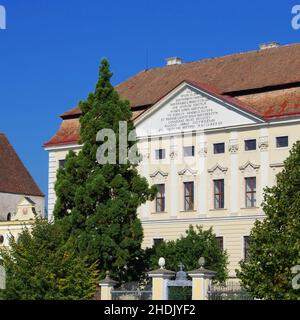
[7,213,11,221]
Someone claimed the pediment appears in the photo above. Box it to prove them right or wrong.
[17,196,35,207]
[150,170,168,179]
[208,164,228,175]
[239,161,260,173]
[178,168,197,176]
[135,82,264,138]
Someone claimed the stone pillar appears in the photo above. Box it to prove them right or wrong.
[188,257,216,300]
[99,272,118,300]
[148,257,175,300]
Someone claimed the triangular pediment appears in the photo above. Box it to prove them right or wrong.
[239,161,260,173]
[178,168,197,176]
[208,164,228,175]
[150,170,168,179]
[135,82,264,137]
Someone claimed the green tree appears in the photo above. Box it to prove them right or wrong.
[0,219,99,300]
[53,59,156,282]
[237,141,300,299]
[147,225,228,282]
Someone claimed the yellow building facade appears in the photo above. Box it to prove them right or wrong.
[44,42,300,277]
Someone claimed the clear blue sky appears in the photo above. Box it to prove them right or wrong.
[0,0,299,203]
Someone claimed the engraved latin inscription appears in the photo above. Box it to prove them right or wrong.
[160,89,223,132]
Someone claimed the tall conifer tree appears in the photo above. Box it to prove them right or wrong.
[54,59,156,282]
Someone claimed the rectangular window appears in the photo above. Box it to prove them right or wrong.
[245,177,256,208]
[215,236,224,252]
[214,179,224,209]
[244,236,250,261]
[153,238,164,247]
[183,146,195,157]
[155,184,165,212]
[59,159,66,169]
[184,182,194,211]
[245,139,256,151]
[276,136,289,148]
[214,143,225,154]
[155,149,165,160]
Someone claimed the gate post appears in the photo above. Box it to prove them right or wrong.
[99,271,118,300]
[188,257,216,300]
[148,257,175,300]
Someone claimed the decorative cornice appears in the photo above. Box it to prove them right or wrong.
[228,139,239,154]
[198,142,207,157]
[141,214,266,225]
[169,151,178,160]
[258,136,269,151]
[270,163,284,168]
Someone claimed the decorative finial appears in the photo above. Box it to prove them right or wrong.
[198,257,205,268]
[105,271,110,278]
[178,262,184,272]
[158,257,166,269]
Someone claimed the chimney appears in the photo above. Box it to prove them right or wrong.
[166,57,182,66]
[259,42,280,50]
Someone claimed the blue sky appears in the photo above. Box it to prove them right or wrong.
[0,0,299,205]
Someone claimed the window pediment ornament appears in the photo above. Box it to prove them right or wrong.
[208,163,228,176]
[150,170,168,179]
[178,168,197,177]
[270,162,284,171]
[239,161,260,173]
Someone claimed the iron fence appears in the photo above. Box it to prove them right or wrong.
[111,290,152,300]
[208,280,253,300]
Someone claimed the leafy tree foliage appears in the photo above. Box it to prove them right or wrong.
[147,225,228,282]
[0,219,98,300]
[53,59,156,282]
[237,141,300,299]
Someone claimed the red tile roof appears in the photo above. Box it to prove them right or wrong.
[44,42,300,147]
[0,134,44,197]
[116,42,300,107]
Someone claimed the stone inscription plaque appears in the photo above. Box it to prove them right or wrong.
[160,89,223,132]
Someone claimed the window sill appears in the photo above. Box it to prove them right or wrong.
[275,147,289,150]
[151,211,167,214]
[241,207,260,210]
[209,208,227,211]
[180,210,197,213]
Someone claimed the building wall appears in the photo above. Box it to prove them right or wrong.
[0,192,44,221]
[0,221,33,247]
[47,145,81,221]
[45,120,300,276]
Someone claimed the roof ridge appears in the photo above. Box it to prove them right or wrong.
[119,42,300,76]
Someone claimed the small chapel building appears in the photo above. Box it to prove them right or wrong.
[0,133,45,247]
